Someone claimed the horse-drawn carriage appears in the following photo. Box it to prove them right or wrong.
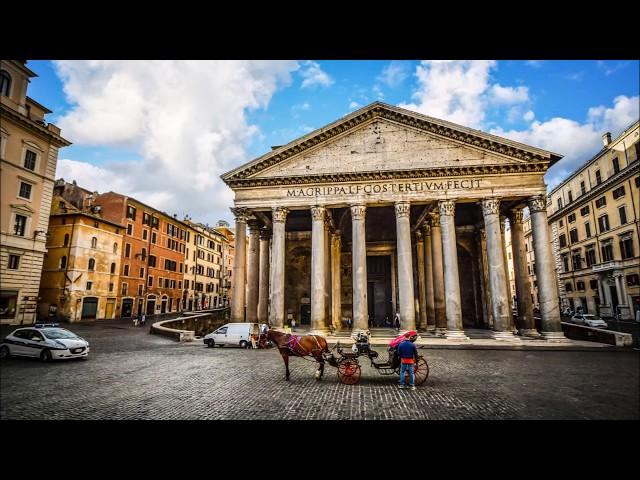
[324,330,429,385]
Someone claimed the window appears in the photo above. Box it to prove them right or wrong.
[86,281,93,291]
[620,236,634,259]
[126,205,137,220]
[0,70,11,96]
[151,217,159,229]
[627,274,640,287]
[598,215,610,233]
[151,232,157,244]
[109,282,114,292]
[138,285,143,296]
[595,170,602,185]
[18,182,32,199]
[60,256,67,269]
[580,206,590,217]
[636,176,640,188]
[568,213,576,223]
[122,283,128,295]
[562,255,570,272]
[576,281,585,291]
[572,252,582,270]
[140,267,145,278]
[567,191,573,203]
[613,186,625,199]
[601,243,614,262]
[64,234,70,246]
[619,206,627,225]
[585,222,591,239]
[580,181,586,195]
[559,234,567,248]
[164,278,169,288]
[110,262,116,274]
[24,150,37,170]
[91,236,98,248]
[13,214,27,236]
[127,224,132,235]
[141,248,147,261]
[612,157,620,174]
[8,254,19,269]
[125,243,131,258]
[585,249,596,267]
[148,276,153,287]
[178,281,182,289]
[94,221,99,228]
[148,255,157,268]
[113,242,118,253]
[557,198,563,210]
[595,196,606,208]
[88,258,96,270]
[143,213,151,226]
[570,229,578,244]
[589,279,598,290]
[565,283,573,293]
[124,264,130,276]
[143,229,148,241]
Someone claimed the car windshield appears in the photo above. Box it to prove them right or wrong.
[42,328,78,339]
[583,315,599,320]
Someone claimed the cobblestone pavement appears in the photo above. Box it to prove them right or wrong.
[1,322,638,420]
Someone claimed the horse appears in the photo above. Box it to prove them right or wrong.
[266,328,330,381]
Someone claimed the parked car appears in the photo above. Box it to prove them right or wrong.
[571,314,608,329]
[0,324,90,361]
[203,322,259,348]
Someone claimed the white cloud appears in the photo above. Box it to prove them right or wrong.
[349,101,361,109]
[372,84,384,100]
[525,60,543,68]
[53,60,299,224]
[300,61,333,89]
[489,84,529,105]
[523,110,535,122]
[597,61,630,76]
[378,61,410,88]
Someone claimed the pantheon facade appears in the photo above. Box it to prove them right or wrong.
[221,102,566,341]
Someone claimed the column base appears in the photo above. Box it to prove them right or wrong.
[309,328,331,336]
[491,330,522,341]
[426,325,437,332]
[435,327,447,337]
[445,330,470,341]
[541,331,569,342]
[518,329,541,338]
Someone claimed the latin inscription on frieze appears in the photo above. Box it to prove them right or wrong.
[287,179,483,197]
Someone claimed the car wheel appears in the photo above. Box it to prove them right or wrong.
[239,340,248,349]
[40,349,52,362]
[207,339,215,348]
[0,346,10,359]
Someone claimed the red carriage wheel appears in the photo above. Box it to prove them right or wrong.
[337,359,362,385]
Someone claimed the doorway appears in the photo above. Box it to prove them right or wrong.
[366,255,392,327]
[146,296,156,315]
[122,298,133,318]
[300,304,311,325]
[81,297,98,319]
[105,298,115,319]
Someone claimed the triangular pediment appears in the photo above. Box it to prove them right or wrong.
[222,102,561,187]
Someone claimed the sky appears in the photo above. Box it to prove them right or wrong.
[26,60,639,225]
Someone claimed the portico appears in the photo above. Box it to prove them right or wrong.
[221,102,566,340]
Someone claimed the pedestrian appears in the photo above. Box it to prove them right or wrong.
[291,318,296,330]
[141,313,146,327]
[397,331,419,390]
[394,312,400,331]
[385,315,391,327]
[347,317,353,330]
[133,315,139,327]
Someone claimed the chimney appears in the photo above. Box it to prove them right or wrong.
[602,132,612,147]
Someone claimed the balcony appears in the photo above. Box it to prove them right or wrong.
[592,260,622,273]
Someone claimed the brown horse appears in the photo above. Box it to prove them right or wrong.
[266,328,329,381]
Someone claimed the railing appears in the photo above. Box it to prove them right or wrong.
[591,260,622,272]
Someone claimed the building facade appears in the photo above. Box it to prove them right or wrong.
[1,60,71,324]
[547,122,640,320]
[39,182,124,321]
[222,102,567,341]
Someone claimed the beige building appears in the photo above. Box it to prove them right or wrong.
[0,60,71,325]
[215,221,235,308]
[221,102,568,341]
[547,121,640,320]
[506,211,540,315]
[182,219,229,310]
[39,182,124,321]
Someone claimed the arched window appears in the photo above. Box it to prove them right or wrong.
[91,237,98,248]
[88,258,96,270]
[60,256,67,269]
[113,242,118,253]
[63,233,69,246]
[0,71,11,97]
[110,262,116,274]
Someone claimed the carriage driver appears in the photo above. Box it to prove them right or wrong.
[397,331,419,390]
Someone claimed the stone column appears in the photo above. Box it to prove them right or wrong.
[423,224,436,332]
[269,207,288,328]
[324,221,332,329]
[481,198,516,340]
[430,212,446,335]
[439,200,468,340]
[415,230,428,331]
[351,204,368,330]
[395,202,416,331]
[614,273,625,306]
[310,206,327,333]
[331,230,342,330]
[479,227,494,328]
[257,229,271,323]
[509,208,538,336]
[528,196,565,340]
[501,217,515,330]
[596,276,604,304]
[230,207,248,322]
[245,220,260,323]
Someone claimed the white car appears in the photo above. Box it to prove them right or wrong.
[203,322,259,348]
[571,314,608,329]
[0,324,90,361]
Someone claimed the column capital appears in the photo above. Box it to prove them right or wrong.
[230,207,250,222]
[395,201,411,218]
[259,228,272,240]
[415,229,423,242]
[527,195,547,213]
[272,207,289,224]
[423,223,431,236]
[429,211,441,227]
[247,219,261,233]
[350,204,366,221]
[438,199,456,217]
[310,205,326,221]
[480,198,500,216]
[510,207,525,225]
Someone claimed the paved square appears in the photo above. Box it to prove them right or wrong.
[1,322,638,420]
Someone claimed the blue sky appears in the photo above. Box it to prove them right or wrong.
[25,60,639,224]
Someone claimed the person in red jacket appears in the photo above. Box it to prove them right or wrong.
[397,331,418,390]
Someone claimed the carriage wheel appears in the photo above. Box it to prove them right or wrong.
[337,360,361,385]
[398,357,430,386]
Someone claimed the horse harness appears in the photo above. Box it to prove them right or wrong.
[286,334,324,357]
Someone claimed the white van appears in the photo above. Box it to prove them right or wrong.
[203,323,259,348]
